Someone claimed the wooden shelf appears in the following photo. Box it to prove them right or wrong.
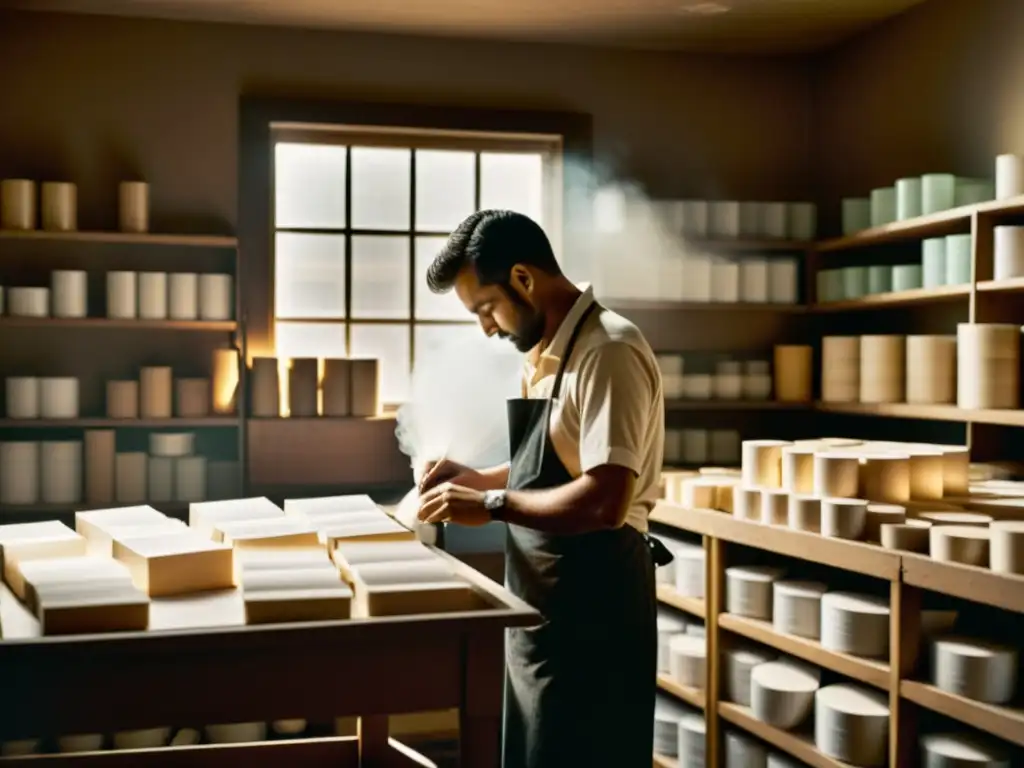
[719,613,890,691]
[652,503,901,580]
[690,238,812,252]
[718,702,855,768]
[652,754,677,768]
[605,299,805,313]
[0,417,239,428]
[811,284,969,311]
[814,401,1024,427]
[656,583,706,619]
[901,680,1024,748]
[657,673,706,709]
[0,317,237,331]
[666,399,810,411]
[901,553,1024,614]
[978,276,1024,293]
[0,229,237,248]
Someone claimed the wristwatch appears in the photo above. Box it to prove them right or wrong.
[482,489,507,520]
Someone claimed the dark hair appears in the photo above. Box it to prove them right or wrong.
[426,209,561,294]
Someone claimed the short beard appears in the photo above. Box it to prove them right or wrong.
[496,283,545,353]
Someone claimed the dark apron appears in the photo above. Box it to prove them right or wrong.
[502,302,658,768]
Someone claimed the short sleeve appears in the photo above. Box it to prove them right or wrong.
[574,342,656,476]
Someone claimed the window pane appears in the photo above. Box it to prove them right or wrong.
[415,150,475,232]
[274,143,346,229]
[275,321,347,359]
[414,324,480,367]
[480,152,544,225]
[351,236,410,320]
[275,232,346,319]
[351,324,411,404]
[414,236,471,321]
[351,147,410,231]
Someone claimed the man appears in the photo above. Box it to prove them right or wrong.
[417,209,665,768]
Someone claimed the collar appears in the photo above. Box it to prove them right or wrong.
[523,283,595,388]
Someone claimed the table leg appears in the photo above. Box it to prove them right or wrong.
[359,714,389,767]
[459,629,504,768]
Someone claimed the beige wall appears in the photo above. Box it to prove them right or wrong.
[814,0,1024,233]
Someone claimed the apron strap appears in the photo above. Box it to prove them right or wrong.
[549,301,600,402]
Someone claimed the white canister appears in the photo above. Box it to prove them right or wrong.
[739,259,770,303]
[0,442,40,505]
[896,177,922,220]
[768,259,799,304]
[760,202,787,239]
[199,274,234,320]
[6,377,40,419]
[996,154,1024,200]
[41,182,78,232]
[138,272,168,319]
[922,174,956,214]
[710,201,741,239]
[119,182,150,233]
[39,378,79,419]
[169,273,199,320]
[787,203,816,241]
[175,456,207,502]
[51,270,88,318]
[40,440,82,504]
[8,287,50,318]
[106,271,138,319]
[1,179,37,230]
[994,226,1024,281]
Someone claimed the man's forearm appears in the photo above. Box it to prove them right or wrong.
[501,469,632,535]
[458,462,510,491]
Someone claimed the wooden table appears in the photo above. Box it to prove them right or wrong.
[0,552,536,766]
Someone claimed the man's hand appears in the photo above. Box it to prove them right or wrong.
[417,482,492,527]
[418,458,482,494]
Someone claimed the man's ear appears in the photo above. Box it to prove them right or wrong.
[510,264,533,295]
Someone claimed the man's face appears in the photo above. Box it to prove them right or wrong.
[453,267,545,353]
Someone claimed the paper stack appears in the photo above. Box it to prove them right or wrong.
[237,546,352,624]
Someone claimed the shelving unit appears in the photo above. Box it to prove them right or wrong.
[650,502,1024,768]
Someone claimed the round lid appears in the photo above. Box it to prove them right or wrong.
[815,683,888,716]
[821,591,889,616]
[920,733,1010,762]
[932,636,1014,658]
[726,565,785,583]
[774,580,828,598]
[751,660,820,692]
[669,634,706,658]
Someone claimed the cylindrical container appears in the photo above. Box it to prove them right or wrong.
[773,580,827,639]
[212,348,240,415]
[787,203,816,241]
[199,274,234,320]
[863,503,907,543]
[896,177,922,220]
[956,323,1021,409]
[842,198,870,235]
[922,173,956,214]
[724,647,775,707]
[39,377,79,419]
[920,732,1011,768]
[676,713,705,767]
[148,457,174,503]
[733,486,761,522]
[681,200,710,238]
[880,520,931,553]
[149,432,195,458]
[821,498,868,540]
[906,335,956,404]
[51,270,88,318]
[741,440,791,489]
[41,182,77,231]
[867,265,892,294]
[931,636,1017,705]
[674,544,705,600]
[6,377,40,419]
[781,446,815,494]
[892,264,923,291]
[955,178,994,206]
[115,452,147,503]
[668,634,706,689]
[767,259,799,304]
[8,287,50,317]
[945,234,972,285]
[994,225,1024,281]
[907,448,946,501]
[710,201,741,239]
[821,336,860,403]
[288,358,318,417]
[657,613,688,673]
[40,440,82,504]
[1,179,36,230]
[750,660,819,730]
[860,335,905,403]
[820,592,890,658]
[814,684,889,767]
[169,273,199,320]
[995,154,1024,199]
[106,271,138,319]
[930,526,989,567]
[106,380,139,419]
[788,494,821,533]
[0,442,40,504]
[773,345,811,402]
[760,202,787,239]
[138,272,168,319]
[713,371,743,400]
[860,453,911,503]
[922,238,947,288]
[684,374,713,400]
[936,445,969,495]
[654,698,685,757]
[813,452,860,498]
[739,202,761,238]
[140,366,173,418]
[990,521,1024,575]
[725,731,768,768]
[869,187,896,227]
[761,488,789,526]
[725,566,783,620]
[119,182,149,233]
[841,266,868,300]
[175,378,210,418]
[350,358,381,417]
[84,429,115,506]
[322,358,351,417]
[174,455,207,502]
[739,259,770,303]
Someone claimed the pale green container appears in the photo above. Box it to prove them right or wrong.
[922,173,956,214]
[842,266,868,300]
[954,177,995,207]
[817,270,844,302]
[922,238,947,287]
[896,177,923,220]
[870,187,897,227]
[867,265,892,294]
[945,234,972,285]
[842,198,871,235]
[892,264,923,292]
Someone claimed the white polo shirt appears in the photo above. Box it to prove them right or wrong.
[522,284,665,533]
